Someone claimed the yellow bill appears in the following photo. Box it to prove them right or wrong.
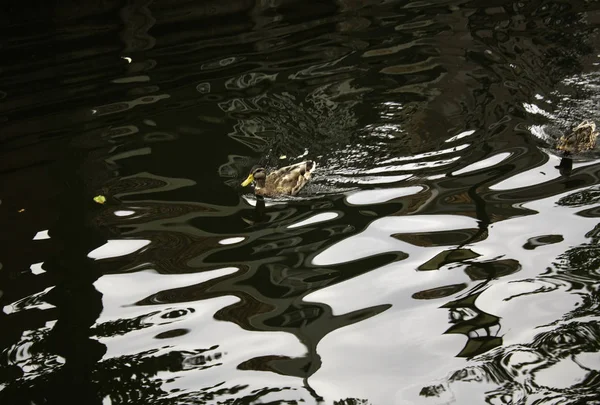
[241,174,254,187]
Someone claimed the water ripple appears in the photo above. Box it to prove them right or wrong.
[3,1,600,404]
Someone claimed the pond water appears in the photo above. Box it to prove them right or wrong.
[1,1,600,404]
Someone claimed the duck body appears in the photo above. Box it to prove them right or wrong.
[556,120,598,154]
[241,161,316,197]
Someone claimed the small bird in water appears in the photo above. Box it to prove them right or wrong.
[241,161,316,197]
[556,119,598,154]
[555,119,598,176]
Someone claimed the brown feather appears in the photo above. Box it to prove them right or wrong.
[248,161,316,197]
[557,120,598,154]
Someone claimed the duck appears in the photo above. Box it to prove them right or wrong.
[241,161,316,197]
[556,120,598,154]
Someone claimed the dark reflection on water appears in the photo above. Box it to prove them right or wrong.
[2,0,600,404]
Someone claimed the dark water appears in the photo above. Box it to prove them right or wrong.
[2,1,600,404]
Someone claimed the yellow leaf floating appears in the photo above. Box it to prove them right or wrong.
[18,208,25,213]
[279,155,287,159]
[93,195,106,204]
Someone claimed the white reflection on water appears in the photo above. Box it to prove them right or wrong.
[363,156,461,174]
[32,230,50,240]
[445,129,476,143]
[574,352,600,371]
[307,264,467,404]
[452,152,511,176]
[304,216,481,402]
[241,194,287,207]
[288,212,338,228]
[523,102,555,118]
[491,153,561,190]
[3,287,56,315]
[218,236,245,245]
[30,262,45,275]
[492,153,600,190]
[346,185,423,205]
[534,356,590,388]
[312,214,478,266]
[94,267,239,320]
[114,210,136,217]
[476,281,579,345]
[354,174,412,184]
[88,239,151,260]
[376,144,470,165]
[470,186,597,344]
[306,182,599,404]
[95,266,308,402]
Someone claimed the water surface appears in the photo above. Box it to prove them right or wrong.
[1,1,600,404]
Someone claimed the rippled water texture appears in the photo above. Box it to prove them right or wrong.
[2,1,600,404]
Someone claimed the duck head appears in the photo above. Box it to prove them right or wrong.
[241,166,266,188]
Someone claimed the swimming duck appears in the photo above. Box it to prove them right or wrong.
[241,161,316,197]
[556,120,598,154]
